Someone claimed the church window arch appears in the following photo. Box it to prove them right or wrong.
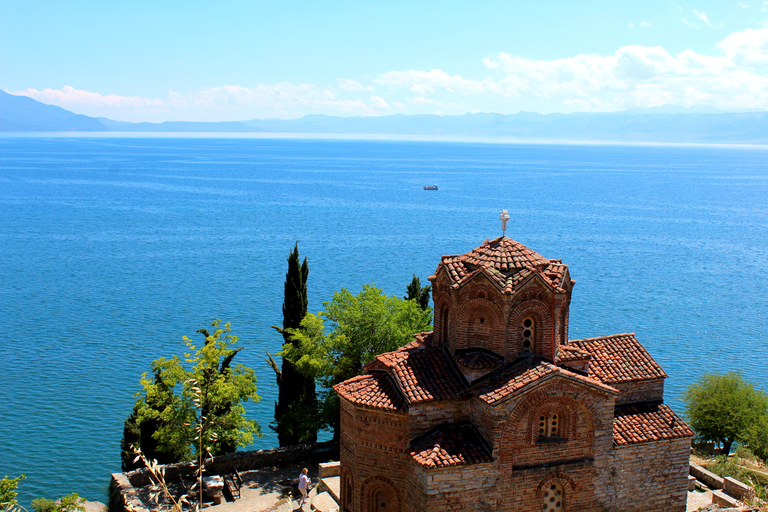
[538,412,560,439]
[522,316,535,351]
[542,483,565,512]
[362,477,400,512]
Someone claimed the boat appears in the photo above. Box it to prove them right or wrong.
[423,184,439,190]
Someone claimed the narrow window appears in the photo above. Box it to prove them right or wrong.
[538,413,562,440]
[522,317,534,350]
[542,483,564,512]
[549,413,559,437]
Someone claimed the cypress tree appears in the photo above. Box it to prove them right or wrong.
[405,274,432,312]
[273,242,317,445]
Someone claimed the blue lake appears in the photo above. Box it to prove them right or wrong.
[1,135,767,506]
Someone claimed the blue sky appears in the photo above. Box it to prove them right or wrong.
[3,0,768,122]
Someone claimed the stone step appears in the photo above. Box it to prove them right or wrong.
[311,491,339,512]
[319,476,340,504]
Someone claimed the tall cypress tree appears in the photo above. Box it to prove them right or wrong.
[272,242,317,445]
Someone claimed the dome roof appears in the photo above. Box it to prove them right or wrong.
[464,236,550,272]
[433,236,569,294]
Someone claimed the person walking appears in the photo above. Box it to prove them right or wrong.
[298,468,310,507]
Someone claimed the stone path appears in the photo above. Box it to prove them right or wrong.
[687,490,714,511]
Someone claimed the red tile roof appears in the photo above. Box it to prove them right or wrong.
[470,358,617,406]
[409,422,493,468]
[334,372,406,412]
[368,340,467,405]
[557,344,593,363]
[465,236,550,271]
[569,333,667,384]
[433,237,570,295]
[455,349,504,370]
[613,404,694,445]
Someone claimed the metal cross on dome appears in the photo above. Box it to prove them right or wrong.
[500,210,510,236]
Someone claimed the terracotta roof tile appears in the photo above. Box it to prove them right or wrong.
[464,236,550,271]
[435,237,570,295]
[409,422,493,468]
[570,333,667,384]
[454,349,504,370]
[333,372,406,412]
[613,403,694,445]
[369,341,466,405]
[470,358,617,406]
[557,344,592,363]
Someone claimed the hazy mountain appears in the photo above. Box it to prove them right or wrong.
[3,89,768,143]
[0,90,106,131]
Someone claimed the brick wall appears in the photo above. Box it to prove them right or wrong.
[613,379,665,405]
[339,399,410,512]
[601,437,691,512]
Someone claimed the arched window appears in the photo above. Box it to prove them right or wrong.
[542,483,564,512]
[522,317,534,351]
[363,479,400,512]
[341,469,354,512]
[538,413,560,439]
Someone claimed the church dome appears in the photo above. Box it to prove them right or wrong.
[464,236,550,273]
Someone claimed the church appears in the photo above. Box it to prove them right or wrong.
[333,227,694,512]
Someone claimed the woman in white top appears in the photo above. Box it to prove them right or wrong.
[298,468,310,506]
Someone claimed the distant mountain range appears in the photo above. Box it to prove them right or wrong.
[3,89,768,143]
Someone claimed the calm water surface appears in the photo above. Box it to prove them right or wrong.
[1,136,767,506]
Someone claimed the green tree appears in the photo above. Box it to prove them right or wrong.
[31,494,84,512]
[684,371,768,456]
[0,475,25,510]
[268,243,317,446]
[281,284,432,438]
[120,320,261,468]
[405,274,431,312]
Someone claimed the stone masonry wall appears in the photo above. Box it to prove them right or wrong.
[407,400,468,441]
[601,437,691,512]
[339,399,409,512]
[406,462,497,512]
[613,379,665,406]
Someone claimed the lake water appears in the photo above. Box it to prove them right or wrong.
[1,135,767,506]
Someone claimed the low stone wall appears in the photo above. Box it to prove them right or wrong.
[690,462,724,489]
[109,443,337,512]
[723,476,754,501]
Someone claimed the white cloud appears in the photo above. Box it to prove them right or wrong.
[628,21,652,29]
[337,78,373,92]
[694,10,711,25]
[10,85,165,109]
[375,69,491,95]
[369,96,390,109]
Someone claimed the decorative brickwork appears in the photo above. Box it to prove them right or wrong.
[334,236,693,512]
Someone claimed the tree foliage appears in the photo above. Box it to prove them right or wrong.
[0,475,25,510]
[281,284,432,437]
[684,371,768,456]
[31,494,85,512]
[270,243,317,446]
[121,320,261,470]
[404,274,432,312]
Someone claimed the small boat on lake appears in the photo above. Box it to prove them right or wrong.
[423,184,439,190]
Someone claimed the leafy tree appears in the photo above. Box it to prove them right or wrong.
[405,274,432,312]
[281,284,432,438]
[120,320,261,468]
[268,243,317,446]
[31,494,84,512]
[0,475,25,510]
[684,371,768,456]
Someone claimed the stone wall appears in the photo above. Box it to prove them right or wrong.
[109,443,332,512]
[407,462,497,512]
[604,437,691,512]
[613,379,665,405]
[339,400,409,512]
